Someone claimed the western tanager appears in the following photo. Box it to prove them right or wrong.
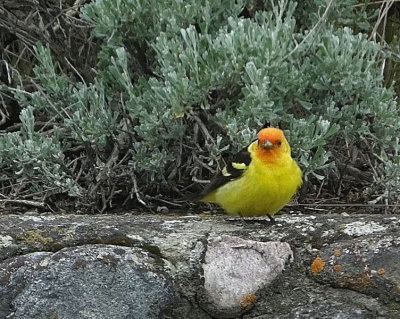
[196,127,302,218]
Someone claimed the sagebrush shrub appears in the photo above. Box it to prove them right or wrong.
[1,0,399,211]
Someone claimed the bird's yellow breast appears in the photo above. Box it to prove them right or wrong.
[203,144,302,217]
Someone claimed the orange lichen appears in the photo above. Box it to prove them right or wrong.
[333,249,341,256]
[336,269,372,290]
[377,268,386,275]
[240,294,257,308]
[311,257,326,274]
[333,264,342,271]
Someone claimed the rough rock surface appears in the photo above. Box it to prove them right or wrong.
[0,245,176,319]
[0,211,399,318]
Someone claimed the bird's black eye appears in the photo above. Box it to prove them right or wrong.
[277,140,282,146]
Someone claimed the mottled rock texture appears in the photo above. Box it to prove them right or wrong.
[0,246,176,319]
[0,212,399,318]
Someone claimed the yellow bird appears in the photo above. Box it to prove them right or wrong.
[196,127,302,219]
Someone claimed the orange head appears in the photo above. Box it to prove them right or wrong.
[255,127,290,161]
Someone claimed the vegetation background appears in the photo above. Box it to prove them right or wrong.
[0,0,399,213]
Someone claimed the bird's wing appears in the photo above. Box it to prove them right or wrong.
[195,144,252,200]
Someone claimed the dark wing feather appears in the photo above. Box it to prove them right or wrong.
[191,145,252,200]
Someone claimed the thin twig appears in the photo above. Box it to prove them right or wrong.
[0,199,46,209]
[192,114,215,143]
[192,153,216,173]
[192,176,211,184]
[281,0,335,62]
[353,0,400,8]
[369,0,394,41]
[64,57,86,85]
[153,196,183,207]
[316,179,325,199]
[131,174,146,206]
[295,203,399,208]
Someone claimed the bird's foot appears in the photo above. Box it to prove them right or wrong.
[266,214,275,223]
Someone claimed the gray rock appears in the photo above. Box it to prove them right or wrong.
[0,245,177,319]
[311,220,400,306]
[0,212,399,318]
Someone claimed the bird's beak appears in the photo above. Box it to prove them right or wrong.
[261,139,274,150]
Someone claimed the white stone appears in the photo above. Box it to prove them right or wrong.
[0,235,13,247]
[342,221,387,237]
[202,235,293,311]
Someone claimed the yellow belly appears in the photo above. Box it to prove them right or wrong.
[203,157,302,216]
